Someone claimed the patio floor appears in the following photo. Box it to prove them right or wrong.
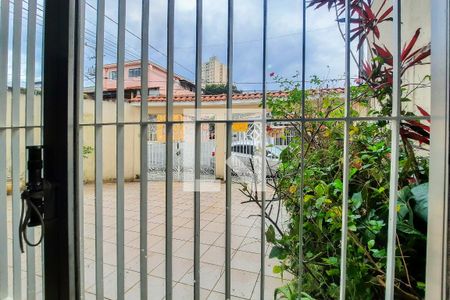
[81,180,287,299]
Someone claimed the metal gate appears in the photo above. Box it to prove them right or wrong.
[71,0,450,299]
[1,0,450,299]
[0,0,45,298]
[148,134,215,181]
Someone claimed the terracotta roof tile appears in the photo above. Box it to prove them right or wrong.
[128,88,344,103]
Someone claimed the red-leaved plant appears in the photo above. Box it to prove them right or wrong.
[310,0,431,145]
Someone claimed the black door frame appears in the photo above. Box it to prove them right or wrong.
[42,0,78,298]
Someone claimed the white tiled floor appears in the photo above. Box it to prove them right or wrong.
[81,181,287,299]
[5,181,288,299]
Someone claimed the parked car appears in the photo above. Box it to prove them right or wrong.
[229,142,281,177]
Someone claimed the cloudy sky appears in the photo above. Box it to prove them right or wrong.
[10,0,353,92]
[84,0,350,91]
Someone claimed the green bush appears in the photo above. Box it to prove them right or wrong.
[241,77,428,299]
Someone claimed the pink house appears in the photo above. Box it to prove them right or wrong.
[95,60,195,101]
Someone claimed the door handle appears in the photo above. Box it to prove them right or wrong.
[19,146,49,253]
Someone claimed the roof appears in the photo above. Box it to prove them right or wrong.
[129,88,345,103]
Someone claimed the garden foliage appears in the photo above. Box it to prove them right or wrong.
[240,0,431,299]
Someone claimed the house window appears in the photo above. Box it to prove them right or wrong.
[109,70,117,80]
[128,68,141,78]
[148,87,160,96]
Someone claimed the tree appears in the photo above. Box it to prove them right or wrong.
[203,83,241,95]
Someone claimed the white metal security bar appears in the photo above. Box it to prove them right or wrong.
[385,0,402,298]
[139,1,149,299]
[12,1,24,298]
[94,0,105,298]
[0,0,9,297]
[425,0,450,298]
[165,1,175,298]
[193,1,202,297]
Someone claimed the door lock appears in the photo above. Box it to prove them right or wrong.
[19,146,48,253]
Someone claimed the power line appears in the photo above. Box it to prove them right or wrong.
[174,25,337,50]
[85,0,195,76]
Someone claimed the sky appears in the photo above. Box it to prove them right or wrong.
[8,0,354,92]
[85,0,352,91]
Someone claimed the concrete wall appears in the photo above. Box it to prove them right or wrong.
[5,91,141,184]
[373,0,431,113]
[5,90,42,189]
[81,99,141,182]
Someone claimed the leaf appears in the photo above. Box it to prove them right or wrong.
[400,127,430,145]
[416,105,431,121]
[397,222,426,239]
[274,285,292,300]
[407,48,431,68]
[314,181,328,197]
[378,5,393,22]
[289,185,298,194]
[349,167,358,179]
[373,44,393,65]
[401,29,421,61]
[397,186,412,222]
[367,239,375,249]
[371,248,386,258]
[301,292,316,300]
[411,183,428,222]
[332,178,343,191]
[326,268,340,276]
[273,265,283,274]
[304,194,314,203]
[325,256,338,265]
[266,225,276,243]
[404,119,430,133]
[351,192,363,210]
[269,246,287,259]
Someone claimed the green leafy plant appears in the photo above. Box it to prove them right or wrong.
[240,75,428,299]
[83,145,94,159]
[239,1,431,298]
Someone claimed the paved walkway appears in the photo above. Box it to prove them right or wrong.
[82,181,287,300]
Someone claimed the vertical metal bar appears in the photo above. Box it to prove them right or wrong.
[385,0,401,298]
[0,0,9,298]
[94,0,105,298]
[67,0,77,293]
[260,0,267,298]
[75,0,86,298]
[11,0,23,298]
[165,0,175,298]
[225,0,233,298]
[25,0,37,298]
[116,0,126,298]
[339,0,351,298]
[140,0,149,298]
[298,0,306,293]
[425,0,450,297]
[39,4,46,296]
[193,0,202,298]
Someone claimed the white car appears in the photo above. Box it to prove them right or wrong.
[229,142,281,177]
